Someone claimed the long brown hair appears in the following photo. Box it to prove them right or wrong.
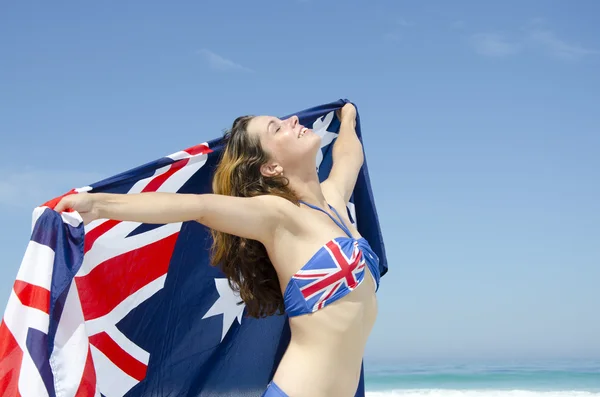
[210,115,299,318]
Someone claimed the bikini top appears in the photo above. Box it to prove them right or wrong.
[283,201,381,317]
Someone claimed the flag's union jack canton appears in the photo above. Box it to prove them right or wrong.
[0,99,387,397]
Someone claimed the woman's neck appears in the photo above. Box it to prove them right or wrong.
[286,168,328,208]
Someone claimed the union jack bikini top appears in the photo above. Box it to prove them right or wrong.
[283,201,381,317]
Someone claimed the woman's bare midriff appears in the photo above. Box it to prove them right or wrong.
[271,268,378,397]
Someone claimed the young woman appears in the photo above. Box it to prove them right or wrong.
[54,102,380,397]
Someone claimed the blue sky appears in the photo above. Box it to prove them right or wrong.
[1,0,599,363]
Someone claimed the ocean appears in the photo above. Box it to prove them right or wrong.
[364,359,600,397]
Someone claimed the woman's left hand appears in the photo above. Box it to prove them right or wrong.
[338,103,357,123]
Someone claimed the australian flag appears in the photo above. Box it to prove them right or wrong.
[0,99,388,396]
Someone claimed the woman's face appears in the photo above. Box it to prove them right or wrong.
[246,114,321,176]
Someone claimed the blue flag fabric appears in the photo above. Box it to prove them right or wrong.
[0,99,387,397]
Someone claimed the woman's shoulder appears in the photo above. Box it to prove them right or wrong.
[254,194,304,225]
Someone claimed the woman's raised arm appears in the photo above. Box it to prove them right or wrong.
[54,192,294,243]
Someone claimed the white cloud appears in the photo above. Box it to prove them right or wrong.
[470,20,597,61]
[383,16,414,42]
[198,49,253,73]
[470,33,521,57]
[384,32,402,42]
[528,17,547,27]
[451,20,465,30]
[0,168,104,209]
[527,28,597,61]
[397,18,414,27]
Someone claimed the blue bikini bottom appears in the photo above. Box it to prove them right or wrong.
[262,381,288,397]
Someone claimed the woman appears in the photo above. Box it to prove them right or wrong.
[54,102,380,397]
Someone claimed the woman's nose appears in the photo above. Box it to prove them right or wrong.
[288,115,299,127]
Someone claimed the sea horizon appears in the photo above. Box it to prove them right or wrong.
[363,357,600,396]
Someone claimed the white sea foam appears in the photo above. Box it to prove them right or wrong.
[366,390,600,397]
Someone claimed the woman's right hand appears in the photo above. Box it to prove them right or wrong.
[55,193,100,225]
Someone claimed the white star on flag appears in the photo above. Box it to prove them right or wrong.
[313,111,337,169]
[202,278,246,342]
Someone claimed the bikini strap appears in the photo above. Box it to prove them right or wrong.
[298,200,353,238]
